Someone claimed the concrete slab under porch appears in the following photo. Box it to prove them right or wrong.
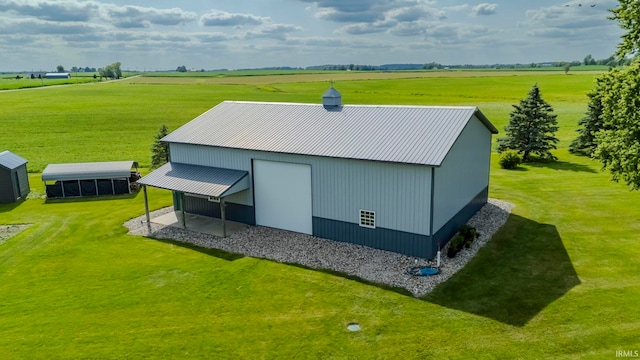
[150,211,248,237]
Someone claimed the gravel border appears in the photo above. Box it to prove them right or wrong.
[125,199,513,297]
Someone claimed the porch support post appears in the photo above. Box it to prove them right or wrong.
[180,192,187,229]
[220,197,227,238]
[143,185,151,230]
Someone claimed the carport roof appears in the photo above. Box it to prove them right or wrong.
[41,161,137,181]
[0,151,27,170]
[138,162,249,198]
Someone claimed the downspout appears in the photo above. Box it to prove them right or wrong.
[429,167,435,258]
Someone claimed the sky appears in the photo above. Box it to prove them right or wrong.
[0,0,624,71]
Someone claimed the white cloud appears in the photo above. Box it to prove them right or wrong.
[297,0,439,24]
[200,10,270,27]
[0,1,198,27]
[102,6,197,27]
[523,0,618,39]
[472,3,498,16]
[0,0,99,21]
[337,20,397,35]
[243,23,303,40]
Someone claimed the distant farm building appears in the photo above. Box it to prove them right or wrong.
[0,151,30,203]
[45,73,70,79]
[42,161,139,199]
[140,88,498,259]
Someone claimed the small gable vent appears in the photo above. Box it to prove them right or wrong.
[322,86,342,110]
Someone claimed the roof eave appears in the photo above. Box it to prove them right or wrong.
[473,108,499,134]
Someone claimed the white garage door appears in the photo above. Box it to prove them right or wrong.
[253,160,312,234]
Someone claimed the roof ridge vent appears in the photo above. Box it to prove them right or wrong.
[322,85,342,110]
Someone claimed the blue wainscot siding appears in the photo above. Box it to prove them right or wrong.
[313,217,432,258]
[176,192,256,225]
[171,181,488,260]
[431,187,488,256]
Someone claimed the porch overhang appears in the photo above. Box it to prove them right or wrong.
[138,162,250,237]
[138,162,249,198]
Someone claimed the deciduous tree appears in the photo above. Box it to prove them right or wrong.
[589,1,640,189]
[98,62,122,80]
[497,84,559,162]
[610,0,640,58]
[593,61,640,189]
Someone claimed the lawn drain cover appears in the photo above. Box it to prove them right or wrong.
[347,323,361,332]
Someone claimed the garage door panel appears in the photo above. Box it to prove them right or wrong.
[254,160,312,234]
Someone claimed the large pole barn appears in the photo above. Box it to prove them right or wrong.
[140,88,498,259]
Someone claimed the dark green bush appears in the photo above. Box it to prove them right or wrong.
[447,226,481,258]
[446,234,465,258]
[499,150,522,169]
[459,225,479,248]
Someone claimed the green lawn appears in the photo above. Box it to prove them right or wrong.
[1,72,638,359]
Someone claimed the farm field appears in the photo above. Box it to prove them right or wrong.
[0,76,100,91]
[0,72,139,91]
[0,71,639,359]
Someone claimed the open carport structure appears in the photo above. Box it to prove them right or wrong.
[42,161,139,198]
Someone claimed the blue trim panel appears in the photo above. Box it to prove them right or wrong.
[431,186,488,255]
[182,195,256,225]
[313,217,432,258]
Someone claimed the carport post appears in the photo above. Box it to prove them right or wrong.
[220,197,227,238]
[143,185,151,229]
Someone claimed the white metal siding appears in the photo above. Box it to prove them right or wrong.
[254,160,312,234]
[170,143,431,235]
[432,116,492,232]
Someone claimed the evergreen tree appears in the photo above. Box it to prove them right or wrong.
[151,125,170,168]
[569,77,607,156]
[497,84,559,162]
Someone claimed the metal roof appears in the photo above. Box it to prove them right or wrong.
[0,151,28,170]
[323,87,342,98]
[138,162,249,198]
[41,161,137,182]
[162,101,498,167]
